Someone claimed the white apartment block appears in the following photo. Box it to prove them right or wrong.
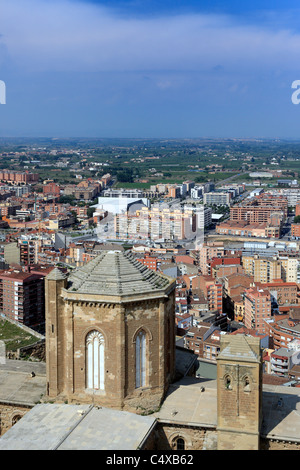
[203,192,231,207]
[115,205,197,241]
[191,187,203,199]
[266,188,300,206]
[184,205,212,229]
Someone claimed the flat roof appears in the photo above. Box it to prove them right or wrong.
[0,404,156,450]
[156,376,300,443]
[0,360,46,407]
[0,361,300,447]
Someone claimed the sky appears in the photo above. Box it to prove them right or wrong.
[1,0,300,139]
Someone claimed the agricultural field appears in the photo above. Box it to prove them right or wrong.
[1,137,300,189]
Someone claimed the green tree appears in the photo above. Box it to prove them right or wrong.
[59,195,76,205]
[87,206,95,218]
[117,169,134,183]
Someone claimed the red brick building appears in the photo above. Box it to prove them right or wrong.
[256,279,299,306]
[137,256,158,271]
[0,170,39,184]
[192,275,223,313]
[230,194,288,224]
[244,286,271,335]
[43,182,60,197]
[291,224,300,238]
[0,270,45,329]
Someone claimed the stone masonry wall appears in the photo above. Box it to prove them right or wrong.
[0,403,32,436]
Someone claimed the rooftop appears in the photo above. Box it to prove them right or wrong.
[65,250,173,297]
[217,334,260,363]
[1,359,300,448]
[0,404,156,450]
[0,359,46,407]
[156,376,300,443]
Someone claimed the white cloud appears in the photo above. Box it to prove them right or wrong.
[0,0,300,74]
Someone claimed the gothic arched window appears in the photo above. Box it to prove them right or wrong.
[86,330,105,391]
[135,330,147,388]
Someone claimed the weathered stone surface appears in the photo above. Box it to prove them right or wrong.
[45,251,176,412]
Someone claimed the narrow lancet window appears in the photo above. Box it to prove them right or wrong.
[86,330,105,390]
[135,330,147,388]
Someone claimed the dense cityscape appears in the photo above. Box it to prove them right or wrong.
[0,138,299,451]
[2,0,300,456]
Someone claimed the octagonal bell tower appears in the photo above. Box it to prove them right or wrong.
[45,251,176,413]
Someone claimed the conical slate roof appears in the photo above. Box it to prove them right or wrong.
[66,250,173,297]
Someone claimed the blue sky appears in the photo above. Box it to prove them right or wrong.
[1,0,300,139]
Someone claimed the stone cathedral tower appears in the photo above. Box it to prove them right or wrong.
[45,251,176,413]
[216,334,263,450]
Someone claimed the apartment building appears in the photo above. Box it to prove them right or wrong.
[280,257,299,283]
[212,263,244,279]
[0,170,39,184]
[242,254,298,284]
[192,275,223,313]
[233,296,245,322]
[199,241,225,275]
[291,224,300,239]
[19,239,39,265]
[256,279,299,306]
[183,323,221,361]
[183,205,212,230]
[216,220,267,238]
[265,314,300,350]
[223,272,253,296]
[4,239,39,266]
[270,348,295,377]
[230,194,288,224]
[0,202,22,217]
[43,181,60,197]
[48,214,76,230]
[267,188,300,207]
[190,187,203,199]
[203,192,231,207]
[137,255,158,271]
[0,270,45,329]
[115,206,197,241]
[182,180,195,193]
[167,185,181,198]
[244,286,271,334]
[242,254,282,283]
[222,272,254,321]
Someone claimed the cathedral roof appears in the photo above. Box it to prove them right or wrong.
[66,250,173,297]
